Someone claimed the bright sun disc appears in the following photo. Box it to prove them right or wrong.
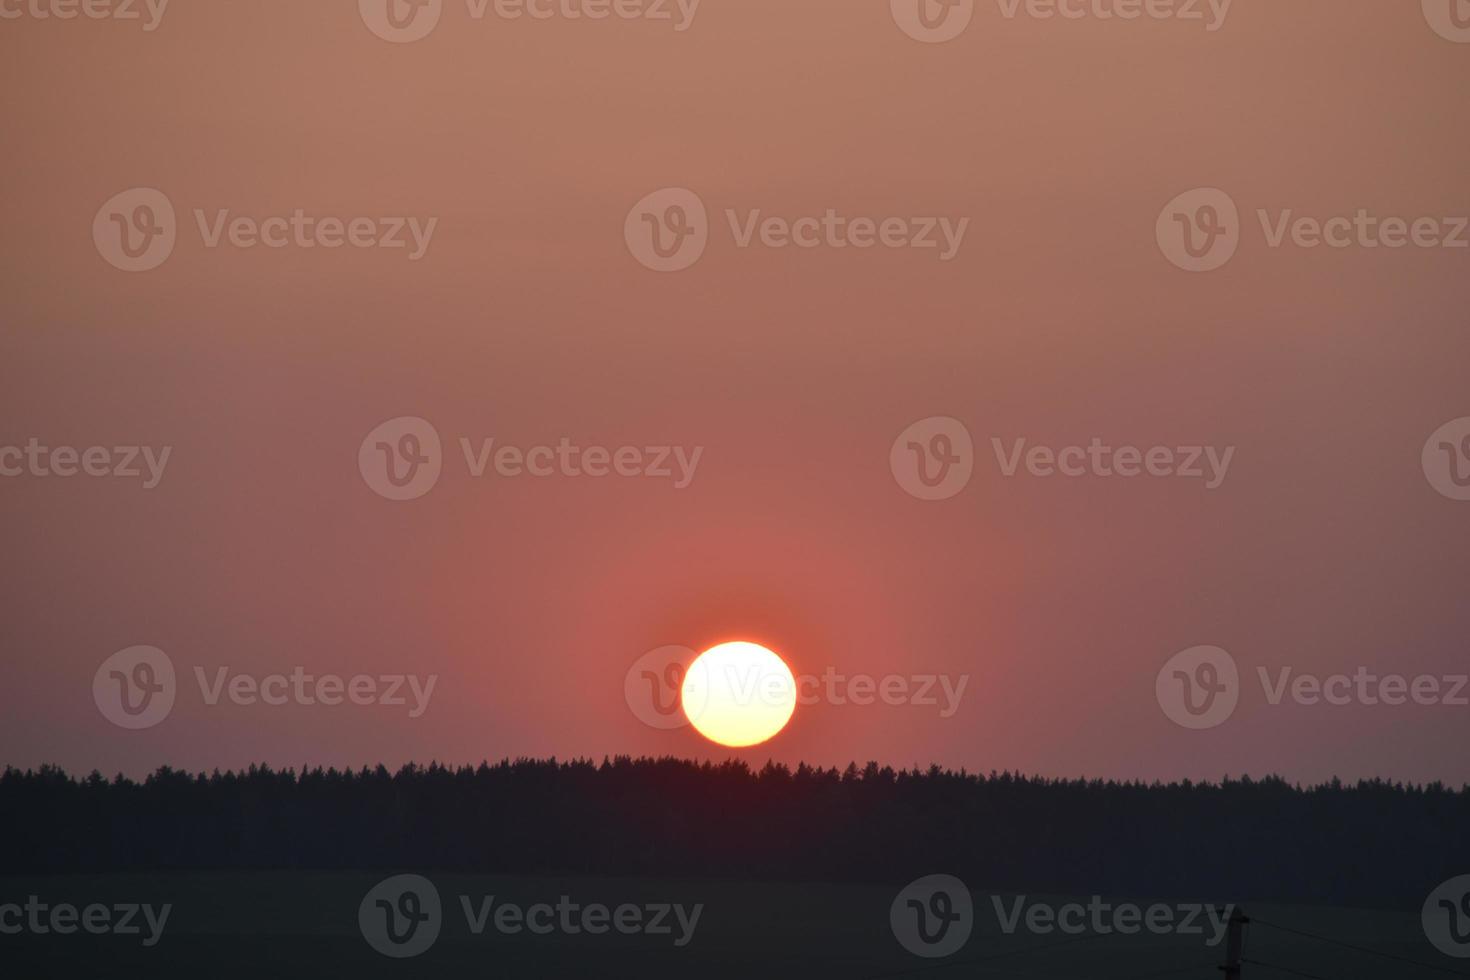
[681,641,796,748]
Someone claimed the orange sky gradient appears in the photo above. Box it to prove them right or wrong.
[2,0,1469,784]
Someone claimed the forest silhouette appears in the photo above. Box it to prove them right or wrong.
[5,757,1464,907]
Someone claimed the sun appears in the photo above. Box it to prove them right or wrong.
[681,641,797,748]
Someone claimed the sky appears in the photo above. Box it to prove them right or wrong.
[2,0,1468,785]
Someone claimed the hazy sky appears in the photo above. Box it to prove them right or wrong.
[3,0,1468,785]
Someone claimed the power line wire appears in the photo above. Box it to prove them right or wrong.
[1252,916,1470,978]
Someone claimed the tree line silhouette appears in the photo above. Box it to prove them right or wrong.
[4,757,1463,907]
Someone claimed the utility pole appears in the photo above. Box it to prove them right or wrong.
[1220,906,1249,979]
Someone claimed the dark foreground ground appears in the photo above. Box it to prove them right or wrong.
[4,761,1468,976]
[0,872,1455,979]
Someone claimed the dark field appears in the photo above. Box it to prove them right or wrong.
[0,873,1448,979]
